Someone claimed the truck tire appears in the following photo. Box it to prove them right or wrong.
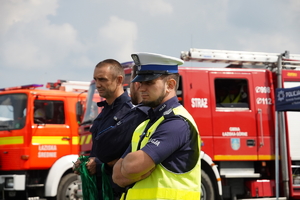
[57,173,80,200]
[201,169,215,200]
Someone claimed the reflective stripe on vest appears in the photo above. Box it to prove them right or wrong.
[126,105,201,200]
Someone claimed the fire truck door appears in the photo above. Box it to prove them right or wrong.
[284,81,300,161]
[31,98,72,168]
[209,72,259,161]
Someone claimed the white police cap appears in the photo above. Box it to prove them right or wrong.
[131,52,184,82]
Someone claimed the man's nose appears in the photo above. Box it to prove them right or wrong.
[95,81,101,88]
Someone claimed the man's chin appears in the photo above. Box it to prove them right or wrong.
[98,92,106,97]
[142,100,160,108]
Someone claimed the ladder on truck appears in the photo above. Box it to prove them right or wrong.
[180,48,300,69]
[181,48,300,199]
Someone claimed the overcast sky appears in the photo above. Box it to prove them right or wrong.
[1,0,300,88]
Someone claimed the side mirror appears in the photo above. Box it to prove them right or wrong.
[76,101,83,123]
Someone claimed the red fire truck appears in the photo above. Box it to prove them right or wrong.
[179,48,300,200]
[78,49,300,200]
[0,80,89,200]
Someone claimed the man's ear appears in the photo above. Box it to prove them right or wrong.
[116,75,123,85]
[166,79,176,91]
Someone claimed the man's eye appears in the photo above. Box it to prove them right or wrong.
[145,81,153,84]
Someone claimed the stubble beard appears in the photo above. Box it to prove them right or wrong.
[142,89,167,108]
[98,89,108,99]
[98,83,117,100]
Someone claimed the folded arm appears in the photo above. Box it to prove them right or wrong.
[112,150,155,187]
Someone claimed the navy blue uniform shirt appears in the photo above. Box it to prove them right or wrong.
[90,92,131,163]
[89,91,149,199]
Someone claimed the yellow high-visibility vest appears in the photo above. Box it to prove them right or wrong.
[122,105,201,200]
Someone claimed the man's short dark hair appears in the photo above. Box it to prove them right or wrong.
[96,59,125,81]
[160,73,180,91]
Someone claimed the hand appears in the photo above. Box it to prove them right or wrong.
[107,158,118,168]
[86,157,97,175]
[73,159,81,175]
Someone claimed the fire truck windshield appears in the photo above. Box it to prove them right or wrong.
[0,93,27,130]
[82,82,103,124]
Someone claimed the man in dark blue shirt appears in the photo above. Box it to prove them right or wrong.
[74,59,148,200]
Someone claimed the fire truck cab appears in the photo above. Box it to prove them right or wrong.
[0,80,89,200]
[178,48,300,200]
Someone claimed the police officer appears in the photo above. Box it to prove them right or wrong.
[74,59,148,200]
[112,53,201,200]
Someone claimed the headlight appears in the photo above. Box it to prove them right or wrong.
[5,178,13,188]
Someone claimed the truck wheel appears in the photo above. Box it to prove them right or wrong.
[57,173,80,200]
[201,169,215,200]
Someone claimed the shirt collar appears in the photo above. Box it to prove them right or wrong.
[148,96,179,120]
[96,91,130,109]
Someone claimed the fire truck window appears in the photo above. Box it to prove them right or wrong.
[215,79,249,109]
[0,93,27,130]
[34,100,65,124]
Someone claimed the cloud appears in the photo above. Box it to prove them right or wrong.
[237,33,299,54]
[286,1,300,34]
[143,0,173,16]
[131,0,173,16]
[1,0,300,89]
[0,0,58,35]
[0,0,91,70]
[199,1,230,31]
[98,16,138,61]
